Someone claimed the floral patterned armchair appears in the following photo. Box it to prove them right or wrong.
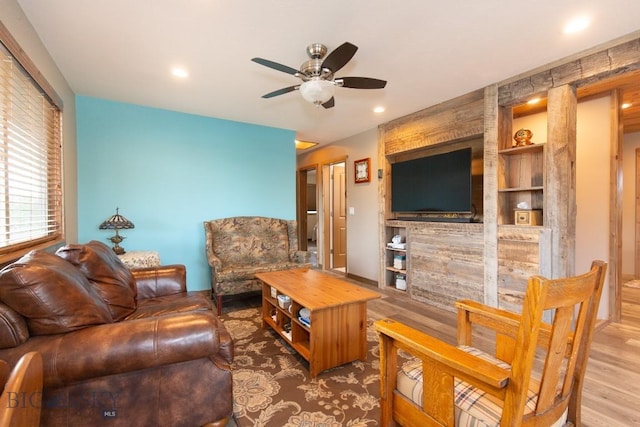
[203,216,310,315]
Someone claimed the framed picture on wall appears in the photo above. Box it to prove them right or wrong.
[354,158,370,183]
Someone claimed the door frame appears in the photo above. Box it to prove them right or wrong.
[296,165,319,253]
[296,156,347,271]
[636,148,640,278]
[329,162,347,269]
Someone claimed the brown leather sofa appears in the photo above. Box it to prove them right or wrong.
[0,240,233,427]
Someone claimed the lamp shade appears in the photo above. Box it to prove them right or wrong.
[99,208,134,230]
[299,79,335,105]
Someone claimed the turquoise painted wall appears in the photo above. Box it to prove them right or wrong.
[76,96,296,291]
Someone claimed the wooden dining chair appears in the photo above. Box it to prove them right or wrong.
[0,352,43,427]
[374,260,607,427]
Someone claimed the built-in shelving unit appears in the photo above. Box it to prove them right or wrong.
[498,143,545,225]
[384,222,408,291]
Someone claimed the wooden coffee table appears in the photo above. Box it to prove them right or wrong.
[256,268,381,377]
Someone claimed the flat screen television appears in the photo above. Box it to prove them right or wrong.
[391,147,472,215]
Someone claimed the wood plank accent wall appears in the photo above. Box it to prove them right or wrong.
[377,90,486,301]
[377,34,640,317]
[408,222,484,312]
[497,226,551,313]
[498,37,640,106]
[610,90,623,321]
[483,85,499,307]
[382,89,485,157]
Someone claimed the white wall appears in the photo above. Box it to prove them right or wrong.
[2,0,78,243]
[622,132,640,276]
[341,129,379,281]
[297,128,379,282]
[576,96,611,318]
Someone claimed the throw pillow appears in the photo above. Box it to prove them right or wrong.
[56,240,137,321]
[0,250,113,335]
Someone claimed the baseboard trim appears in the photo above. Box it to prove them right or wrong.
[346,273,377,287]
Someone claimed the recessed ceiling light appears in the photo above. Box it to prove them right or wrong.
[527,97,541,105]
[295,140,318,150]
[171,67,189,78]
[622,103,632,109]
[373,106,385,113]
[563,16,590,34]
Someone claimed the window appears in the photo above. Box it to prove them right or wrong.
[0,26,63,261]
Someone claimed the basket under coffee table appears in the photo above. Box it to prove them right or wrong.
[256,268,381,377]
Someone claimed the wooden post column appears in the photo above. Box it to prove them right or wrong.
[545,84,577,278]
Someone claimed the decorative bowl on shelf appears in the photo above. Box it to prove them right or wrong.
[513,128,533,146]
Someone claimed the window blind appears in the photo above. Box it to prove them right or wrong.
[0,40,63,257]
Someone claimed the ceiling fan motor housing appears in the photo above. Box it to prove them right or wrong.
[306,43,327,59]
[300,59,333,79]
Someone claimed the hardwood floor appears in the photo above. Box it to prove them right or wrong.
[224,274,640,426]
[580,283,640,426]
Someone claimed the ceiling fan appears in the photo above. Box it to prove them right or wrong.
[251,42,387,109]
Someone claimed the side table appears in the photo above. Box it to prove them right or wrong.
[117,251,161,269]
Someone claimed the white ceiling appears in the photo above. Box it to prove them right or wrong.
[15,0,640,146]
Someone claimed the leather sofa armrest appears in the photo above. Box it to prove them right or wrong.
[131,264,187,299]
[216,317,234,364]
[0,303,29,349]
[36,312,223,388]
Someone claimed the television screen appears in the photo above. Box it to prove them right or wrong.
[391,148,472,213]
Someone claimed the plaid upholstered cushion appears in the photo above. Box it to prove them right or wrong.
[396,345,567,427]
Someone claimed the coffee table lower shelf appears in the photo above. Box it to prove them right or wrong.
[262,310,311,361]
[257,269,380,378]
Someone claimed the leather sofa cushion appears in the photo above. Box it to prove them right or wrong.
[131,264,187,300]
[0,250,113,335]
[0,302,29,349]
[56,240,137,321]
[29,312,224,388]
[125,292,212,320]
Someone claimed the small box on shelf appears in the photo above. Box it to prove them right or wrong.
[277,294,291,310]
[387,233,406,249]
[515,209,542,226]
[393,254,406,269]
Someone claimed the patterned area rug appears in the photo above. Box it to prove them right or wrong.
[221,307,381,427]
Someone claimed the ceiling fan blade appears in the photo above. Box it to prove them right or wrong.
[322,97,335,109]
[339,77,387,89]
[321,42,358,73]
[262,86,299,98]
[251,58,299,76]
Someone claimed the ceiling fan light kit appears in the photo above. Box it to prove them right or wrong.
[252,42,387,109]
[300,79,335,105]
